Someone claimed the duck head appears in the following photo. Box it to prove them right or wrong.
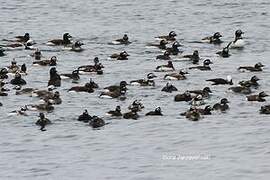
[235,30,244,39]
[251,75,260,82]
[255,62,264,68]
[259,91,268,98]
[147,73,157,79]
[123,34,129,41]
[213,32,222,39]
[203,59,213,66]
[203,87,212,93]
[220,98,229,104]
[169,31,177,37]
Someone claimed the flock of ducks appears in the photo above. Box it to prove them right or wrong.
[0,29,269,131]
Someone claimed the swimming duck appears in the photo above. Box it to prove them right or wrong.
[78,109,92,123]
[174,91,192,102]
[260,105,270,114]
[239,76,260,88]
[110,51,129,60]
[156,51,171,60]
[145,107,163,116]
[9,106,28,116]
[189,87,212,98]
[30,48,42,60]
[189,59,212,71]
[42,91,62,105]
[47,33,72,46]
[68,83,94,93]
[107,106,122,117]
[29,101,54,112]
[166,41,182,55]
[229,30,245,49]
[48,67,61,87]
[10,72,26,85]
[130,73,156,86]
[0,68,8,79]
[123,109,139,120]
[156,31,177,41]
[111,34,131,45]
[147,39,168,50]
[213,98,229,112]
[36,112,51,131]
[182,50,200,64]
[104,81,127,92]
[89,116,105,128]
[128,100,144,112]
[100,85,126,99]
[216,42,231,58]
[60,70,80,80]
[155,61,175,72]
[185,108,201,121]
[202,32,223,44]
[77,57,104,74]
[228,85,252,94]
[161,82,178,93]
[247,91,268,102]
[0,48,5,56]
[238,62,264,72]
[206,75,233,85]
[33,56,57,66]
[66,41,84,52]
[164,70,187,80]
[15,33,30,43]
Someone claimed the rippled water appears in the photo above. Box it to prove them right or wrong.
[1,0,270,179]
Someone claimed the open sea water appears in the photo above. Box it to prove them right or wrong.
[0,0,270,179]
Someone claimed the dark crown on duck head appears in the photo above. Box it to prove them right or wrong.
[235,30,244,38]
[120,81,127,87]
[63,33,72,40]
[169,31,177,37]
[24,33,30,40]
[155,107,161,112]
[123,34,128,40]
[255,62,264,68]
[50,67,57,75]
[203,87,212,93]
[116,105,121,111]
[203,59,212,66]
[221,98,229,104]
[120,51,129,56]
[205,105,212,111]
[147,73,157,79]
[172,41,180,47]
[193,50,199,56]
[39,112,45,119]
[251,76,260,81]
[213,32,222,38]
[160,39,167,45]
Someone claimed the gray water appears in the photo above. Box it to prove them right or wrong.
[1,0,270,179]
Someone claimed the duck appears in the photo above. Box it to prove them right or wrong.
[228,85,252,94]
[247,91,268,102]
[182,50,200,64]
[189,87,212,98]
[68,83,94,93]
[9,106,28,116]
[161,82,178,93]
[164,70,187,80]
[78,58,104,75]
[202,32,223,44]
[36,112,51,131]
[166,41,182,55]
[33,56,57,66]
[145,107,163,116]
[89,116,106,129]
[30,48,42,60]
[239,76,260,88]
[156,31,177,41]
[104,81,127,92]
[111,34,131,45]
[189,59,212,71]
[156,51,171,60]
[110,51,129,60]
[10,72,26,85]
[60,70,80,80]
[216,42,231,58]
[155,61,175,72]
[130,73,156,86]
[15,33,30,43]
[238,62,264,72]
[64,41,84,52]
[260,105,270,114]
[229,30,245,49]
[48,67,61,87]
[89,116,105,128]
[128,100,144,112]
[174,91,192,102]
[100,85,126,99]
[123,109,139,120]
[0,48,5,57]
[185,108,201,121]
[190,94,205,106]
[213,98,229,112]
[47,33,72,46]
[106,106,122,117]
[0,68,8,79]
[29,101,54,112]
[78,109,92,123]
[42,91,62,105]
[206,75,233,85]
[147,39,168,50]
